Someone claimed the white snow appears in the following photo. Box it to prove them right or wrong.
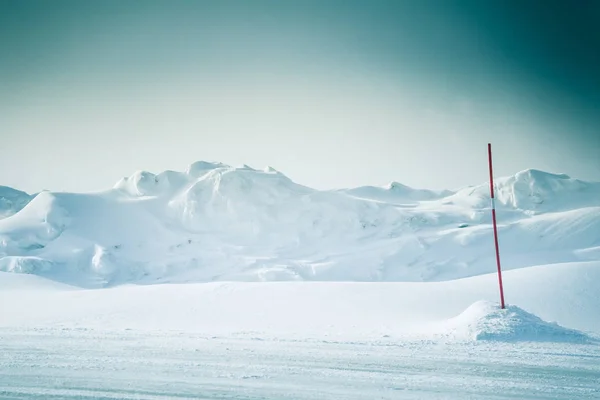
[1,162,599,398]
[442,300,591,342]
[0,163,598,287]
[340,181,453,203]
[0,185,33,220]
[2,260,599,339]
[1,328,598,400]
[1,261,600,399]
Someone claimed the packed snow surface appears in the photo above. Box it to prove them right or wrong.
[2,328,599,400]
[0,162,598,286]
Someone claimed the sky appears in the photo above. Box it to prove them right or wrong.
[1,0,599,193]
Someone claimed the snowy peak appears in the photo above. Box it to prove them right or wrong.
[114,170,172,197]
[112,165,195,197]
[113,162,294,198]
[263,166,283,175]
[497,169,593,209]
[342,181,452,204]
[186,161,229,177]
[387,181,410,191]
[113,160,232,197]
[448,168,600,212]
[514,168,571,182]
[386,180,454,199]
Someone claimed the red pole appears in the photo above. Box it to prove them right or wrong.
[488,143,506,309]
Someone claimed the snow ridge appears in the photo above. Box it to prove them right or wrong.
[0,162,599,287]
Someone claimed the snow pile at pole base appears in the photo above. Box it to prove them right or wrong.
[0,162,599,287]
[443,300,592,343]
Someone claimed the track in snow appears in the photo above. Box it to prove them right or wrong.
[1,329,599,400]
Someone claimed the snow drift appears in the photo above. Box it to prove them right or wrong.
[0,162,598,287]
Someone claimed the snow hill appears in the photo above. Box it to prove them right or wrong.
[0,162,599,288]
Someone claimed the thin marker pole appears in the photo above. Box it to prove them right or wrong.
[488,143,506,309]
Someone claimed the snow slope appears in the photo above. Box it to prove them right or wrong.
[0,186,33,220]
[0,162,598,287]
[2,260,599,339]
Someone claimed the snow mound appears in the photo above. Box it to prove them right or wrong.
[445,300,592,343]
[0,186,33,220]
[450,169,600,213]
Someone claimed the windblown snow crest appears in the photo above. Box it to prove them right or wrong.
[0,162,599,287]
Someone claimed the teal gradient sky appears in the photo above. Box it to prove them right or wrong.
[1,0,599,192]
